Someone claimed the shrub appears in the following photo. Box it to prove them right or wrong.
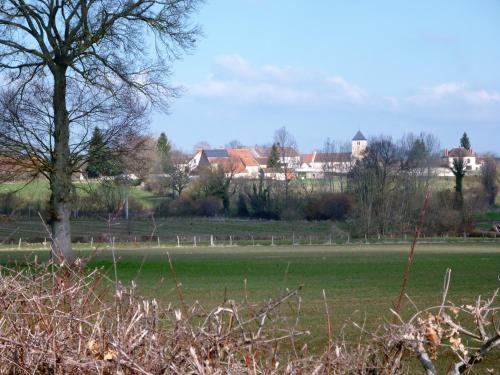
[280,207,304,221]
[0,263,497,374]
[304,193,352,221]
[196,196,223,217]
[168,195,197,216]
[0,192,21,214]
[236,193,249,217]
[424,190,464,235]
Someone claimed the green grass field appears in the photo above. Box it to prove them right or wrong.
[0,180,158,208]
[1,243,498,361]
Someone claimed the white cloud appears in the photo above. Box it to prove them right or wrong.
[188,55,500,120]
[213,54,254,78]
[328,76,367,103]
[190,54,368,106]
[409,82,500,106]
[190,80,315,105]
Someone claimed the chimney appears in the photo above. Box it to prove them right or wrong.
[444,148,448,157]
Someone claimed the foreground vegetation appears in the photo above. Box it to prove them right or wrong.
[0,243,498,373]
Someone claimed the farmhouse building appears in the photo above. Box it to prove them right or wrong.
[296,131,368,178]
[442,147,482,172]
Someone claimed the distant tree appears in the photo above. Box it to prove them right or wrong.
[169,150,191,198]
[267,143,280,168]
[193,141,211,153]
[247,169,275,219]
[337,142,353,193]
[157,133,172,173]
[451,158,466,195]
[273,127,298,206]
[86,128,106,178]
[321,138,337,192]
[348,136,398,235]
[407,139,427,167]
[197,161,238,212]
[460,132,471,150]
[480,157,498,206]
[86,128,122,178]
[237,193,249,217]
[226,139,243,148]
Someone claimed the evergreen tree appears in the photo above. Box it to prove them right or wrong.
[157,132,172,173]
[86,127,122,177]
[460,132,471,150]
[86,128,106,178]
[451,158,466,194]
[407,138,428,168]
[267,143,280,168]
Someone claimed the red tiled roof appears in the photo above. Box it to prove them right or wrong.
[302,153,315,164]
[227,148,260,167]
[208,156,246,174]
[447,147,474,158]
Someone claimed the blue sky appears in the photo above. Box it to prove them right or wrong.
[152,0,500,153]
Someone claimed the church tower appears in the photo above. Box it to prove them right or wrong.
[351,130,367,160]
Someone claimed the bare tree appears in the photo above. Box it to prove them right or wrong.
[480,156,498,207]
[348,136,399,236]
[193,141,211,153]
[395,133,439,234]
[273,126,298,206]
[0,0,201,261]
[169,149,191,197]
[226,139,243,148]
[337,141,352,193]
[321,138,337,192]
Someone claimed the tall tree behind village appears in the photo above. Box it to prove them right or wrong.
[0,0,202,261]
[273,127,298,207]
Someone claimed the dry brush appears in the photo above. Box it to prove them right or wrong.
[0,261,497,374]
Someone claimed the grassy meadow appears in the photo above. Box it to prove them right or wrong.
[0,243,498,357]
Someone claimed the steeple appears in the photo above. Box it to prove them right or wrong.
[351,131,368,159]
[352,130,366,141]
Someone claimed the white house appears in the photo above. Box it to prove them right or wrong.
[297,131,368,178]
[443,147,482,172]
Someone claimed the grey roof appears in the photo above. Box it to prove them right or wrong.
[352,130,366,141]
[204,149,229,158]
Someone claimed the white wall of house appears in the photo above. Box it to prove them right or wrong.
[187,151,202,171]
[445,156,481,172]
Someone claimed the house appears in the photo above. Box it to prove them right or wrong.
[297,131,368,178]
[187,131,368,180]
[443,147,482,172]
[188,148,261,178]
[227,148,261,177]
[249,146,301,169]
[296,152,352,179]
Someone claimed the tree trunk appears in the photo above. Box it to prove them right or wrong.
[49,65,75,263]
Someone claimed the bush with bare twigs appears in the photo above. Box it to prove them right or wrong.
[0,260,497,374]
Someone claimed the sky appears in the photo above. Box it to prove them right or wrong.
[151,0,500,154]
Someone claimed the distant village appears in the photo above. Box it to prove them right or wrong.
[183,131,486,181]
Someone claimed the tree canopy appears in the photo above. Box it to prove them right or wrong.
[86,128,122,178]
[0,0,202,261]
[267,143,280,168]
[460,132,471,150]
[157,132,172,173]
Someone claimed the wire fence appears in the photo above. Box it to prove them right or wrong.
[2,232,500,251]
